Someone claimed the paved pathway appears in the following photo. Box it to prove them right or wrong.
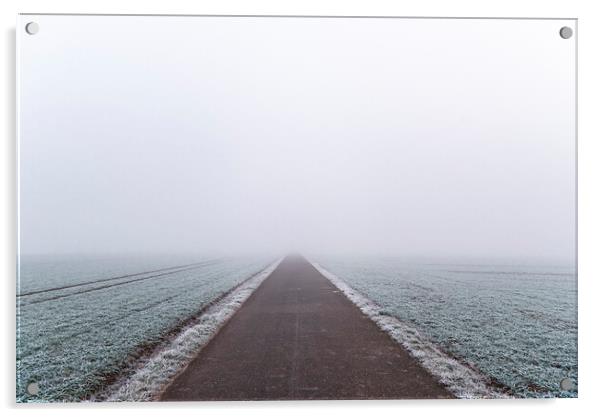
[161,255,452,400]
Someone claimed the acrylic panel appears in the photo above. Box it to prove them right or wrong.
[16,14,577,402]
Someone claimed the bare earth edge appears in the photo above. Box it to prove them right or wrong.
[93,259,284,401]
[95,258,507,401]
[310,262,509,399]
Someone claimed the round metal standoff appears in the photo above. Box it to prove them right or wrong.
[25,22,39,35]
[26,382,40,396]
[560,378,575,391]
[559,26,573,39]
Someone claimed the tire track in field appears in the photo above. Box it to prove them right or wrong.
[18,261,222,306]
[18,260,219,297]
[19,265,273,363]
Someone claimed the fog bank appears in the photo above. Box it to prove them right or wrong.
[19,16,576,262]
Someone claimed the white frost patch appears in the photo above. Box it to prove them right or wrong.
[96,259,282,402]
[310,261,509,399]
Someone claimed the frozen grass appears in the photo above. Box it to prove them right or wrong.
[312,262,508,399]
[97,259,282,401]
[16,255,275,402]
[313,258,577,398]
[18,254,207,295]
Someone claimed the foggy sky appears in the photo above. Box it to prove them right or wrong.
[18,16,576,262]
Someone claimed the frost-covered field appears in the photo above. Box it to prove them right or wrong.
[16,255,273,402]
[316,257,577,398]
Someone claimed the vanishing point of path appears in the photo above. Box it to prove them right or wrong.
[161,255,452,400]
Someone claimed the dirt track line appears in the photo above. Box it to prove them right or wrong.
[19,263,219,306]
[18,260,219,298]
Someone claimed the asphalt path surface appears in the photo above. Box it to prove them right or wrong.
[161,255,452,400]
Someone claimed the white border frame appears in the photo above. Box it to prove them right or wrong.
[3,2,601,417]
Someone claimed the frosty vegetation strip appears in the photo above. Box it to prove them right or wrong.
[310,261,509,399]
[98,258,282,402]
